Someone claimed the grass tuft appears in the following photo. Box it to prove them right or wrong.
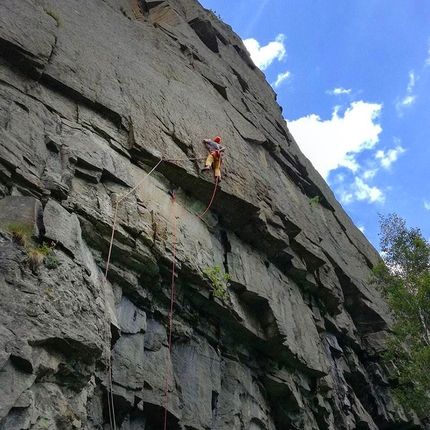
[28,249,45,272]
[8,223,31,247]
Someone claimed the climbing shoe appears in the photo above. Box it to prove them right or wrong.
[201,166,211,172]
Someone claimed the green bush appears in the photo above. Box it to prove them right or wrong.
[204,266,231,300]
[372,213,430,417]
[45,254,59,269]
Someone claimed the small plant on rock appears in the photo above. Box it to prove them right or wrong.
[8,223,58,272]
[45,254,59,269]
[208,9,222,23]
[27,242,56,272]
[38,242,54,255]
[8,223,30,247]
[309,195,320,213]
[28,248,45,272]
[204,266,231,300]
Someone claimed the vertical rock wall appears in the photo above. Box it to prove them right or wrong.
[0,0,425,428]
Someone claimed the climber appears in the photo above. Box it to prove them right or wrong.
[201,136,225,182]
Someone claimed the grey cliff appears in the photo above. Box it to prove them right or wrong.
[0,0,426,429]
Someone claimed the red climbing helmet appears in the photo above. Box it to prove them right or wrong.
[213,136,222,143]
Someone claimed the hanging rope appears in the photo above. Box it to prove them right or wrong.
[101,153,220,429]
[101,158,164,429]
[103,205,119,430]
[163,194,177,430]
[196,176,219,218]
[101,158,162,430]
[162,179,219,429]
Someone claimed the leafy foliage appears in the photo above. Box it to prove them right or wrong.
[372,213,430,417]
[45,255,59,269]
[204,266,231,300]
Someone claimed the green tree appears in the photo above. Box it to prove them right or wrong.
[372,214,430,416]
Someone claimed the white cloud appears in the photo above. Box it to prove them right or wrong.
[397,95,416,108]
[362,169,378,180]
[288,101,392,205]
[354,177,384,203]
[272,71,291,88]
[287,101,382,179]
[327,87,352,95]
[407,71,416,92]
[244,34,286,70]
[358,225,365,233]
[375,146,405,169]
[424,200,430,211]
[338,177,385,205]
[396,71,417,115]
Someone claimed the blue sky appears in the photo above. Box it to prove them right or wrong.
[200,0,430,249]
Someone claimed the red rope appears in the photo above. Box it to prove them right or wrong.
[162,177,218,429]
[164,194,177,430]
[195,177,219,218]
[175,177,219,220]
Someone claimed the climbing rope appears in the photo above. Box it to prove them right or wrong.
[103,207,120,430]
[196,176,219,218]
[102,154,219,429]
[101,158,163,430]
[162,176,219,430]
[163,194,177,430]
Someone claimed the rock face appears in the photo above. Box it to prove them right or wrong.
[0,0,425,429]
